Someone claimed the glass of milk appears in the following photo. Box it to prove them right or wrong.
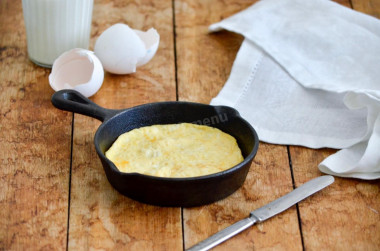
[22,0,94,68]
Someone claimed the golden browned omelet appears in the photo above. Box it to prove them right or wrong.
[105,123,244,178]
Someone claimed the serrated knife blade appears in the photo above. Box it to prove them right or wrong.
[187,175,334,251]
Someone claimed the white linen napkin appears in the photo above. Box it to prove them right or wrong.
[209,0,380,179]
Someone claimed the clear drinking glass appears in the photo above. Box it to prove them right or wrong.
[22,0,94,68]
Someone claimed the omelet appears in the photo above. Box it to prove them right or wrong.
[105,123,244,178]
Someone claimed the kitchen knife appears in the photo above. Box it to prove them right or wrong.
[187,175,334,251]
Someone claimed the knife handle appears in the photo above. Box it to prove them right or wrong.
[186,217,257,251]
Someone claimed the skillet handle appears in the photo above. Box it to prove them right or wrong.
[51,90,121,122]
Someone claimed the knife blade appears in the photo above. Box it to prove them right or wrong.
[187,175,334,251]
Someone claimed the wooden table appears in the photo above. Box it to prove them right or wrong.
[1,0,380,250]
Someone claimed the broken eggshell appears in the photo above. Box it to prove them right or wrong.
[49,48,104,97]
[94,23,160,74]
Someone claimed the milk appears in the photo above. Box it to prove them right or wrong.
[22,0,93,67]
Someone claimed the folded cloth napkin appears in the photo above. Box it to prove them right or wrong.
[209,0,380,179]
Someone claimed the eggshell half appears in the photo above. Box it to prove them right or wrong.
[134,28,160,67]
[94,23,160,74]
[49,48,104,97]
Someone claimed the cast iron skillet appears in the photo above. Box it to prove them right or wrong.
[52,90,259,207]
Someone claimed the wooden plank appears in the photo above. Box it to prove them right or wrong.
[175,0,248,104]
[67,0,181,250]
[352,0,380,18]
[290,147,380,250]
[291,1,380,250]
[0,1,71,250]
[335,0,353,7]
[175,1,302,249]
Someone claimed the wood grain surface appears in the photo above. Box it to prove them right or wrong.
[291,147,380,250]
[352,0,380,17]
[0,1,71,250]
[0,0,380,250]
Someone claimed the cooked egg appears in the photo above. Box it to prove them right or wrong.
[48,48,104,97]
[105,123,244,178]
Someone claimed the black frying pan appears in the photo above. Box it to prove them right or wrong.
[52,90,259,207]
